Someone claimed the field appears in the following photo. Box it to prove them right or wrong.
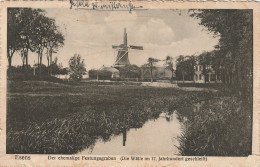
[6,80,252,156]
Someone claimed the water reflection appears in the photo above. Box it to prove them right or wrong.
[8,93,250,156]
[79,112,181,155]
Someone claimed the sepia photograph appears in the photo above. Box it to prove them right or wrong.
[6,7,253,156]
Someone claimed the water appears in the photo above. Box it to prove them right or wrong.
[78,99,251,156]
[79,112,182,155]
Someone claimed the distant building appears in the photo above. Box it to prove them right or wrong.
[194,62,216,83]
[100,66,120,78]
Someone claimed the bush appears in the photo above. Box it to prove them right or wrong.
[118,65,141,78]
[141,78,157,82]
[7,66,63,83]
[110,77,140,82]
[7,65,33,75]
[176,96,252,156]
[89,70,112,80]
[35,64,48,75]
[68,54,86,81]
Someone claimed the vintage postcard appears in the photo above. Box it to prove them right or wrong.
[0,1,260,166]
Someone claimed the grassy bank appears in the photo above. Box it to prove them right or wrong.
[176,95,252,156]
[7,81,213,154]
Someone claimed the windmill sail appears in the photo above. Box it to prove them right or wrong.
[129,45,143,50]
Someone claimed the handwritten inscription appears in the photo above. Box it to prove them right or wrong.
[70,0,143,13]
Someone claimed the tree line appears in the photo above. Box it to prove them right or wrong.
[87,56,175,82]
[108,9,253,90]
[7,8,65,75]
[190,9,253,94]
[8,8,252,93]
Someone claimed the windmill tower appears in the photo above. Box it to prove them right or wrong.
[112,28,143,68]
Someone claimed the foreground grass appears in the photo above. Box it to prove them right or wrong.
[7,81,213,154]
[7,81,252,155]
[176,95,252,156]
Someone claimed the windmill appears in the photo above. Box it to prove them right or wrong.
[112,28,143,68]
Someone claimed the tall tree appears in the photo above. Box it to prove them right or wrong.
[7,8,22,68]
[68,54,86,81]
[33,14,52,74]
[165,56,175,81]
[45,25,64,75]
[176,55,186,83]
[176,55,196,83]
[18,8,44,67]
[7,8,64,74]
[198,52,214,83]
[147,57,159,82]
[33,13,64,75]
[190,9,253,94]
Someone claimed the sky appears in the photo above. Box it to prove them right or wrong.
[12,8,219,70]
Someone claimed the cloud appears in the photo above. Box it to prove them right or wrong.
[104,12,175,45]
